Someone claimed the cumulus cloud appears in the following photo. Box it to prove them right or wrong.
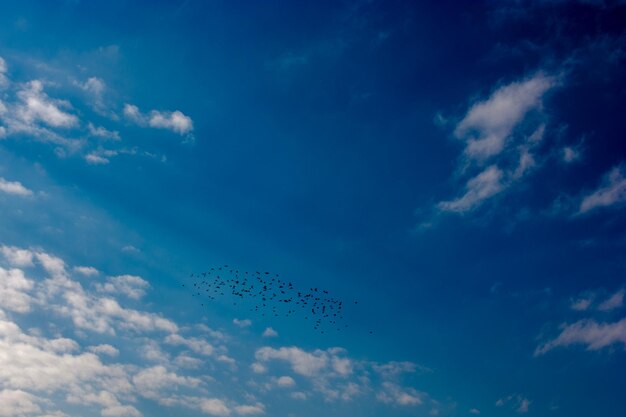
[0,267,34,313]
[276,375,296,388]
[255,345,425,405]
[96,275,150,300]
[132,365,201,399]
[199,398,230,416]
[255,346,329,377]
[262,327,278,337]
[0,177,33,197]
[0,56,191,166]
[1,246,34,267]
[0,243,432,415]
[0,389,42,417]
[15,80,78,128]
[165,333,214,356]
[73,266,99,277]
[0,314,133,415]
[149,110,193,135]
[124,103,193,135]
[87,344,119,357]
[579,165,626,214]
[454,73,555,161]
[0,249,178,336]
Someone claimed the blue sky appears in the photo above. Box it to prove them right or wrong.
[0,1,625,416]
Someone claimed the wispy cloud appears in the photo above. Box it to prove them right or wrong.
[431,72,558,217]
[535,317,626,355]
[438,165,504,213]
[579,165,626,214]
[454,73,555,161]
[598,289,625,312]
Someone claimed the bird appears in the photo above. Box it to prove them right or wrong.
[182,265,359,334]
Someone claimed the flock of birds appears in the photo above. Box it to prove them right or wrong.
[183,265,371,334]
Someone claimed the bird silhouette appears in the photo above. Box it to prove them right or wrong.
[182,266,364,334]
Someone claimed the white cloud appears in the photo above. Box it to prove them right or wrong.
[96,275,150,300]
[1,246,34,267]
[218,354,237,367]
[255,346,329,377]
[0,389,42,417]
[291,391,307,400]
[0,267,34,313]
[85,153,110,165]
[512,147,536,179]
[262,327,277,337]
[454,73,555,161]
[233,318,252,328]
[88,344,119,357]
[73,266,99,277]
[254,345,427,405]
[438,166,504,213]
[123,104,143,124]
[67,389,141,417]
[571,297,592,311]
[517,398,530,414]
[376,382,422,406]
[562,146,581,163]
[87,123,120,140]
[430,72,562,221]
[149,110,193,135]
[276,376,296,388]
[0,56,9,89]
[76,77,108,114]
[140,340,169,362]
[0,177,33,197]
[598,289,624,311]
[535,317,626,355]
[132,365,201,399]
[469,408,481,415]
[372,361,420,378]
[199,398,230,416]
[234,403,265,415]
[495,395,530,414]
[0,241,435,415]
[579,165,626,213]
[124,103,193,135]
[165,333,214,356]
[250,362,267,374]
[174,354,203,369]
[15,80,78,128]
[0,315,134,411]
